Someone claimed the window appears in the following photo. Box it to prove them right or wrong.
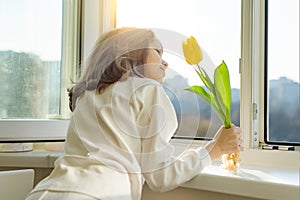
[0,0,62,119]
[116,0,241,139]
[0,0,81,142]
[265,0,299,145]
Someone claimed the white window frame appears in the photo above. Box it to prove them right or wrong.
[0,0,117,142]
[240,0,265,150]
[241,0,299,165]
[1,0,298,155]
[253,0,266,147]
[242,0,299,148]
[1,1,298,198]
[263,0,299,146]
[0,0,81,142]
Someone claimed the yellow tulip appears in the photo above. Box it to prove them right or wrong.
[182,36,203,65]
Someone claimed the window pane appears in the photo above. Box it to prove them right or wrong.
[266,0,300,144]
[116,0,241,138]
[0,0,62,119]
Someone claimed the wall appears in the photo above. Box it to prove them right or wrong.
[0,167,259,200]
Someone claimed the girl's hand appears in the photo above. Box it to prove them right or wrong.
[204,124,242,160]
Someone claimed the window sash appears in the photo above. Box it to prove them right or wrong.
[242,0,299,147]
[0,0,81,142]
[264,0,300,146]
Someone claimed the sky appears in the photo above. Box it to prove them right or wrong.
[0,0,62,60]
[267,0,299,84]
[116,0,299,88]
[0,0,298,88]
[117,0,242,88]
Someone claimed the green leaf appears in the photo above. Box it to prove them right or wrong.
[195,64,214,92]
[185,86,212,106]
[184,86,226,123]
[214,61,231,128]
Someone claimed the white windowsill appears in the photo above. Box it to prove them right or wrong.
[171,139,299,200]
[182,162,299,200]
[0,149,63,168]
[0,143,299,200]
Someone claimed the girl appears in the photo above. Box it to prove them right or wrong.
[26,27,241,200]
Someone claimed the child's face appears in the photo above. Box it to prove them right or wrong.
[143,49,168,84]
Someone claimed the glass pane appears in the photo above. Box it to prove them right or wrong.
[266,0,300,144]
[0,0,62,119]
[116,0,241,138]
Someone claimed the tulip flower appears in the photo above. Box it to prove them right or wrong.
[182,36,231,128]
[182,36,239,170]
[182,36,203,65]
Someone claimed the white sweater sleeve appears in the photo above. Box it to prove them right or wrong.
[143,147,211,192]
[133,82,212,192]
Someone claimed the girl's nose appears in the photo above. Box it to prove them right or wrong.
[162,59,168,68]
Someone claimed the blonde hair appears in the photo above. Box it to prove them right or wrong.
[68,27,160,111]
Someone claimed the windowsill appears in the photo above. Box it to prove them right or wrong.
[0,148,63,168]
[182,162,299,200]
[0,144,299,200]
[171,139,299,199]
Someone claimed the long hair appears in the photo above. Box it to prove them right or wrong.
[68,27,160,111]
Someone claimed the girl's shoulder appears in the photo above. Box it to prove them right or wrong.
[116,77,163,93]
[125,77,160,86]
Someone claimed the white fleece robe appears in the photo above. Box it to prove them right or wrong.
[27,77,211,200]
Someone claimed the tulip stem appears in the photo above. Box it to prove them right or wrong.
[194,63,227,123]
